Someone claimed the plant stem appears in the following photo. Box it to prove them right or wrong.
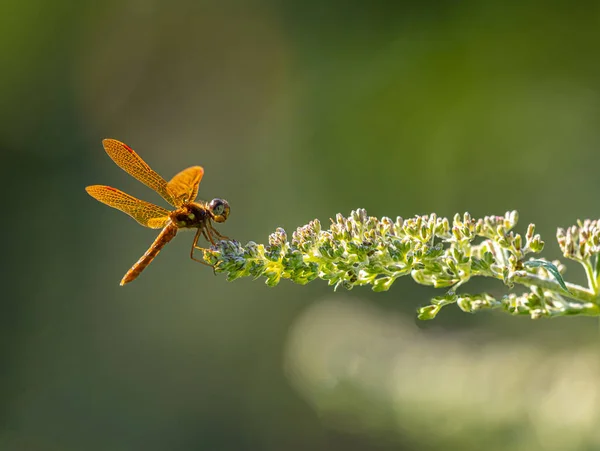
[512,272,598,303]
[582,260,598,294]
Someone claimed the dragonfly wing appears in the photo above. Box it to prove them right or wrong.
[102,139,175,206]
[167,166,204,206]
[86,185,170,229]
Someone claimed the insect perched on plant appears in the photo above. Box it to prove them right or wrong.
[86,139,230,286]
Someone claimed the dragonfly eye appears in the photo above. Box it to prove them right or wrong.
[208,198,230,223]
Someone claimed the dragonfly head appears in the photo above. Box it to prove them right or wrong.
[208,198,230,223]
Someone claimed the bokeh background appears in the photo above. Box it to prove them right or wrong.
[2,1,600,450]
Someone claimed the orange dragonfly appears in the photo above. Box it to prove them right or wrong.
[86,139,230,286]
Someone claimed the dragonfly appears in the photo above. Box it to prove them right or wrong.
[86,139,230,286]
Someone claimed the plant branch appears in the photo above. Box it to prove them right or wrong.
[204,210,600,320]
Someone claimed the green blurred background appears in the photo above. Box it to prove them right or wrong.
[2,1,600,450]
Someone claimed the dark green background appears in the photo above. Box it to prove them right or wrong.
[2,1,600,450]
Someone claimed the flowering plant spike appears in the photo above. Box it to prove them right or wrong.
[203,210,600,319]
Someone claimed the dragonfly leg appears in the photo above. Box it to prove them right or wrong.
[208,222,230,241]
[200,227,219,275]
[190,227,211,267]
[203,227,217,246]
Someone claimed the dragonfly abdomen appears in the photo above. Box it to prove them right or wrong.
[120,224,178,285]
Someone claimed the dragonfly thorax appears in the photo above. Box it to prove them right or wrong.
[170,202,210,229]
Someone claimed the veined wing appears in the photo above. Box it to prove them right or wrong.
[86,185,170,229]
[102,139,175,206]
[167,166,204,207]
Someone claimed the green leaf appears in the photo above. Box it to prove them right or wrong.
[524,260,570,293]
